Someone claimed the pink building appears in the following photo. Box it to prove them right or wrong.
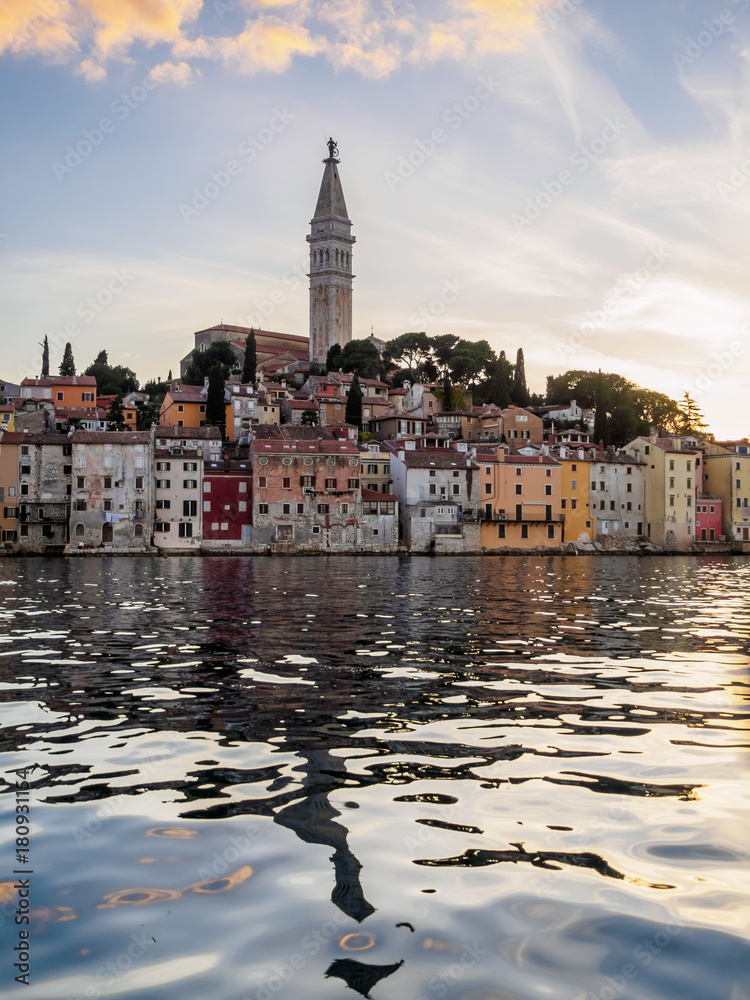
[695,498,722,541]
[201,459,253,548]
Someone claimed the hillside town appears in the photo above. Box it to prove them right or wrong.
[1,141,747,557]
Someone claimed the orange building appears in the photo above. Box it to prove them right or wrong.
[0,431,22,549]
[97,396,137,430]
[21,376,98,410]
[478,447,563,549]
[158,387,207,428]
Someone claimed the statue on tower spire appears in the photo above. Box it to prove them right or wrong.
[326,137,339,160]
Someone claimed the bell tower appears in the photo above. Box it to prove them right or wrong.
[307,139,355,364]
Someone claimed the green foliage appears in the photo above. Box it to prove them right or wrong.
[488,353,512,408]
[383,332,434,381]
[441,371,454,412]
[592,371,610,447]
[59,342,76,376]
[205,364,226,429]
[106,393,127,431]
[84,351,138,396]
[345,373,363,428]
[338,338,384,379]
[184,341,238,385]
[242,331,257,384]
[325,343,342,373]
[40,336,49,378]
[450,339,495,387]
[511,348,530,408]
[678,392,710,437]
[301,408,318,426]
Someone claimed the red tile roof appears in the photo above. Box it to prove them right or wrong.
[21,376,97,387]
[72,431,151,444]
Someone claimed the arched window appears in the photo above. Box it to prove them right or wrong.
[75,523,84,537]
[134,523,144,538]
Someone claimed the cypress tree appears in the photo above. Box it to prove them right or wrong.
[511,348,530,408]
[345,373,363,428]
[490,352,511,409]
[107,393,126,431]
[442,371,454,412]
[59,341,76,376]
[242,330,257,384]
[326,343,342,373]
[40,336,49,378]
[205,364,226,433]
[593,370,610,447]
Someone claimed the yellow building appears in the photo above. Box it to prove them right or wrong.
[0,405,15,432]
[557,452,593,543]
[703,448,750,542]
[0,431,21,549]
[624,437,696,547]
[159,387,207,428]
[478,447,563,550]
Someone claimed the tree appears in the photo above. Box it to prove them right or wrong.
[338,338,384,379]
[301,408,318,426]
[593,370,610,447]
[242,331,257,384]
[489,353,512,409]
[511,348,530,408]
[431,334,460,378]
[205,364,226,431]
[40,336,49,378]
[59,342,76,376]
[84,351,138,396]
[326,343,342,373]
[441,370,454,412]
[449,339,495,388]
[345,373,363,428]
[678,392,710,437]
[107,393,127,431]
[184,341,238,385]
[383,332,433,381]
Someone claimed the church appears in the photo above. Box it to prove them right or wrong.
[180,139,356,379]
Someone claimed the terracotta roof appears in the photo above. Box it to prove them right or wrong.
[21,376,97,387]
[155,426,222,440]
[72,431,151,444]
[195,324,308,345]
[286,399,317,409]
[253,439,359,455]
[0,431,26,443]
[362,488,398,501]
[166,390,205,404]
[398,450,477,469]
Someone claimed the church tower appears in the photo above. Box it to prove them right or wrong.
[307,139,355,364]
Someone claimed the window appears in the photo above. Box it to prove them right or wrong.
[297,503,305,514]
[610,501,615,511]
[515,483,522,495]
[317,503,329,514]
[669,496,675,507]
[220,523,229,531]
[687,478,692,489]
[238,501,246,512]
[498,523,506,538]
[183,479,197,489]
[484,483,492,495]
[545,485,552,495]
[737,480,742,489]
[325,478,336,489]
[183,462,197,472]
[103,477,112,490]
[239,482,247,493]
[591,481,596,491]
[626,482,632,493]
[7,487,15,498]
[183,500,197,517]
[135,457,144,469]
[20,524,28,537]
[282,477,291,489]
[367,464,378,474]
[669,477,675,488]
[82,392,94,402]
[516,468,522,476]
[157,462,171,472]
[599,500,605,510]
[156,479,170,489]
[600,482,605,491]
[546,469,551,477]
[547,524,555,539]
[177,404,184,413]
[203,481,211,492]
[687,461,692,472]
[199,405,205,413]
[312,525,321,534]
[341,503,349,514]
[75,499,86,511]
[3,507,18,518]
[687,497,692,507]
[301,475,314,487]
[20,465,31,476]
[103,500,112,512]
[669,459,675,470]
[570,480,577,490]
[2,530,17,542]
[452,470,460,478]
[20,446,28,456]
[429,483,437,495]
[348,478,359,489]
[20,484,28,496]
[521,524,529,539]
[258,503,269,514]
[626,502,632,511]
[155,521,171,532]
[57,391,64,401]
[282,503,291,514]
[76,476,84,489]
[452,484,460,495]
[135,476,144,489]
[257,477,267,489]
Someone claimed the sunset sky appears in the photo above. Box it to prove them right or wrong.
[2,0,749,437]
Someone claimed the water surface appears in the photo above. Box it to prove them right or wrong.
[0,555,748,1000]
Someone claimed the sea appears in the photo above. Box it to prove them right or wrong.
[0,554,748,1000]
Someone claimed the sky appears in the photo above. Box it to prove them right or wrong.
[1,0,749,438]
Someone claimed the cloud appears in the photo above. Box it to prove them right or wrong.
[147,59,195,85]
[0,0,561,78]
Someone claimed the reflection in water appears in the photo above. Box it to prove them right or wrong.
[0,555,748,1000]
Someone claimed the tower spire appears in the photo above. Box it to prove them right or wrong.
[307,139,355,364]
